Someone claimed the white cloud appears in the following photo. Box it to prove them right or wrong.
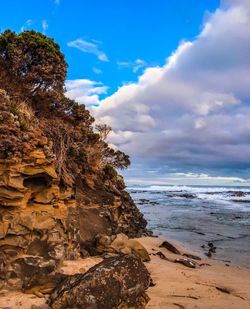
[65,79,108,106]
[117,58,147,73]
[67,39,109,62]
[93,67,102,75]
[89,0,250,183]
[20,19,33,32]
[123,170,250,186]
[42,20,48,33]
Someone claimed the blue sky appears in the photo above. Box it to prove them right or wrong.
[1,0,219,95]
[1,0,250,186]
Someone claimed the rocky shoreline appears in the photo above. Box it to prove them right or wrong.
[1,235,250,308]
[130,186,250,268]
[142,237,250,309]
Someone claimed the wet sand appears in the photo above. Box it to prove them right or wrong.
[139,236,250,309]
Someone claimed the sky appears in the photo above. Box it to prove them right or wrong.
[1,0,250,186]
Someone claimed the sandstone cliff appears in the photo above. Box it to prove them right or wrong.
[0,79,147,291]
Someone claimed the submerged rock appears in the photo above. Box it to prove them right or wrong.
[50,255,151,309]
[179,193,196,199]
[230,191,246,197]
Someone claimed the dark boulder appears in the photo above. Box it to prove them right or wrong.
[50,254,151,309]
[230,191,245,197]
[179,193,196,199]
[160,240,181,255]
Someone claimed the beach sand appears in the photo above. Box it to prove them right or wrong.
[139,236,250,309]
[0,237,250,309]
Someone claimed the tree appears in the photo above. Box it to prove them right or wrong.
[0,29,130,185]
[95,124,112,141]
[104,148,130,170]
[95,123,130,170]
[0,30,67,98]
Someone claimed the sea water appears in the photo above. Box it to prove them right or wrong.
[128,185,250,268]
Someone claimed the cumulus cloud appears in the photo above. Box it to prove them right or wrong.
[117,58,147,73]
[65,79,108,106]
[89,0,250,183]
[67,39,109,62]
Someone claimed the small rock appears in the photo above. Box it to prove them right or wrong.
[205,251,212,258]
[96,233,151,262]
[208,242,214,248]
[209,247,216,253]
[183,253,201,261]
[149,278,156,287]
[156,251,168,260]
[175,258,196,268]
[160,241,181,255]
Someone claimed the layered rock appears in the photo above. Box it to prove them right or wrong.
[0,89,148,291]
[0,149,75,289]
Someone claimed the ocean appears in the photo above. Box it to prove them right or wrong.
[128,185,250,268]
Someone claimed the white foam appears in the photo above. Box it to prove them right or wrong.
[129,185,250,194]
[128,185,250,211]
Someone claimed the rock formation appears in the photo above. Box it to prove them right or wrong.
[96,233,151,262]
[0,31,149,302]
[50,255,151,309]
[0,88,148,291]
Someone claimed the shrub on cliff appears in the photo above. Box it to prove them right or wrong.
[0,30,130,189]
[0,30,66,99]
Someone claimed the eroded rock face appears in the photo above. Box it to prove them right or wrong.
[0,90,148,290]
[0,149,76,289]
[50,254,151,309]
[0,150,147,290]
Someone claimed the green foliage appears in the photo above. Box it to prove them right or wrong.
[103,164,119,180]
[50,96,95,127]
[0,30,67,98]
[0,29,130,188]
[95,123,130,170]
[103,147,130,170]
